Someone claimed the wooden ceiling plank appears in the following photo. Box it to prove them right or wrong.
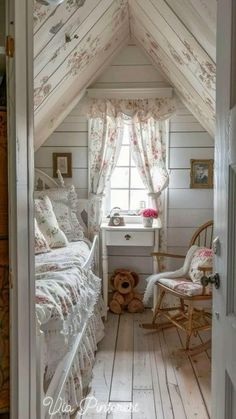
[174,91,214,137]
[96,65,166,83]
[131,18,214,135]
[34,0,117,77]
[34,27,129,149]
[132,0,215,102]
[34,0,101,59]
[129,1,215,121]
[34,2,57,34]
[131,17,215,124]
[34,1,129,111]
[165,0,216,61]
[188,0,216,34]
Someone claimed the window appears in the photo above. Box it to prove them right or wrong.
[105,123,148,214]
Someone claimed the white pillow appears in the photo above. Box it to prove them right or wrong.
[189,247,213,284]
[34,196,69,248]
[35,186,84,241]
[34,219,51,254]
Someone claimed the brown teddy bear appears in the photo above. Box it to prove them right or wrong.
[109,269,144,314]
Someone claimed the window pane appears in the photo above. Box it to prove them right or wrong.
[111,167,129,188]
[117,146,129,166]
[122,124,130,145]
[111,190,129,210]
[130,153,136,167]
[131,168,145,188]
[130,190,147,211]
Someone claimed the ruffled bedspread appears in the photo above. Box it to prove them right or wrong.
[35,240,105,408]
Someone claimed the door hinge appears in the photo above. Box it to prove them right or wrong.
[6,36,14,58]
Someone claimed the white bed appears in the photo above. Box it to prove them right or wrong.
[34,169,105,419]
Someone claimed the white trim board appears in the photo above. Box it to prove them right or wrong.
[86,87,173,99]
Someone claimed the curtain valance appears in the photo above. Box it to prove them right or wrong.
[85,97,176,121]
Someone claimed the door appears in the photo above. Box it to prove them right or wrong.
[6,0,36,418]
[0,108,9,414]
[213,1,236,418]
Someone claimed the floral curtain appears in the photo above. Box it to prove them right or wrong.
[86,97,176,120]
[88,112,124,237]
[129,117,169,209]
[87,98,176,239]
[129,117,169,252]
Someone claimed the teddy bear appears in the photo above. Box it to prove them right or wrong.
[109,269,145,314]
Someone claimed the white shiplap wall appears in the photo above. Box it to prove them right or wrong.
[91,42,169,89]
[35,111,89,199]
[35,43,214,290]
[167,101,214,270]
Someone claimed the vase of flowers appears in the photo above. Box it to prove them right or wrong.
[140,208,158,227]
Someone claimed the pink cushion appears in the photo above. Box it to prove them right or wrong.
[189,247,213,284]
[158,277,211,297]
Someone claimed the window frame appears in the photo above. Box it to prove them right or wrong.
[104,127,148,216]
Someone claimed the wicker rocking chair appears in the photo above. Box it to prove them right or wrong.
[141,220,214,356]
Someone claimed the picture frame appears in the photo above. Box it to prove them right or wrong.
[53,152,72,178]
[190,159,213,189]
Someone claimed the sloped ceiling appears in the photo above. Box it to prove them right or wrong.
[34,0,216,149]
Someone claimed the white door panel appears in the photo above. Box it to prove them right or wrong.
[213,1,236,417]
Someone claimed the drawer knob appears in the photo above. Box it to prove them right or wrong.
[125,234,131,240]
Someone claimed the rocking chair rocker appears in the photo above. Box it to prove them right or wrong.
[141,220,214,356]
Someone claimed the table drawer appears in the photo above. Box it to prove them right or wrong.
[106,230,154,246]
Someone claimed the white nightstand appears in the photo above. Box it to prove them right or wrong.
[101,220,162,315]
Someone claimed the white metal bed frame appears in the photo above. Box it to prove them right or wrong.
[35,169,100,418]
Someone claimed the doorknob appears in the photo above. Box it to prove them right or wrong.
[201,273,220,289]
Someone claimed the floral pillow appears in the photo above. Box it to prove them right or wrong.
[52,201,84,241]
[34,196,69,248]
[34,219,51,254]
[189,247,213,284]
[35,186,84,241]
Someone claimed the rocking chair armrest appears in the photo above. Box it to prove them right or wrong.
[151,252,185,259]
[198,265,213,274]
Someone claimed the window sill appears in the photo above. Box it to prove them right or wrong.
[103,215,162,227]
[103,215,142,224]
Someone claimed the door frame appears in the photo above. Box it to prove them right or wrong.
[6,0,36,418]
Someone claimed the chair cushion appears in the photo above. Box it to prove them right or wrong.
[189,247,213,284]
[158,277,212,297]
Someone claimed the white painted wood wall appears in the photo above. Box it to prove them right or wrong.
[167,102,214,270]
[35,43,214,290]
[35,110,88,199]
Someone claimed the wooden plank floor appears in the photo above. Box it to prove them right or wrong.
[80,311,211,419]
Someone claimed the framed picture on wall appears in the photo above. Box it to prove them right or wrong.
[53,153,72,178]
[190,159,213,189]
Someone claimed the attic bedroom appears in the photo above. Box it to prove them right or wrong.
[32,0,215,417]
[4,0,236,418]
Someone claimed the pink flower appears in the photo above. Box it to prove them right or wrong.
[139,208,158,218]
[196,248,213,257]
